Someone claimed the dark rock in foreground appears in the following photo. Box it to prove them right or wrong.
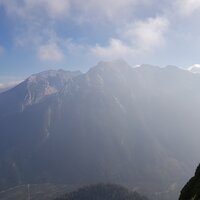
[179,164,200,200]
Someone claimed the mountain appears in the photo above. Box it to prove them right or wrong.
[55,183,148,200]
[0,60,200,200]
[0,69,81,114]
[179,164,200,200]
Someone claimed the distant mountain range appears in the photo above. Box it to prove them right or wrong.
[0,60,200,200]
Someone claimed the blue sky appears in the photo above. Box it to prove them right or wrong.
[1,0,200,84]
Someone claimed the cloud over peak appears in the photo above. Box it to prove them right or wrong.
[38,43,64,62]
[92,16,169,60]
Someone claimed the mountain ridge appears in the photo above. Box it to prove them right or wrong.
[0,60,200,200]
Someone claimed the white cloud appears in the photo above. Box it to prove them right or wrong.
[188,64,200,69]
[0,0,171,63]
[71,0,142,23]
[188,64,200,73]
[91,16,169,59]
[175,0,200,16]
[31,0,70,18]
[125,17,169,52]
[0,0,70,19]
[0,81,22,92]
[38,43,64,62]
[92,39,134,59]
[0,0,152,24]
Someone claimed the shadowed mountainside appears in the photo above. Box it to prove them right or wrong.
[0,60,200,200]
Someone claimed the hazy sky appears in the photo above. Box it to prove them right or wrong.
[0,0,200,82]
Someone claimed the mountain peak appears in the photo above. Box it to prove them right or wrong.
[23,69,81,108]
[27,69,81,82]
[88,59,132,76]
[97,59,129,66]
[165,65,179,69]
[95,59,131,70]
[0,69,81,113]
